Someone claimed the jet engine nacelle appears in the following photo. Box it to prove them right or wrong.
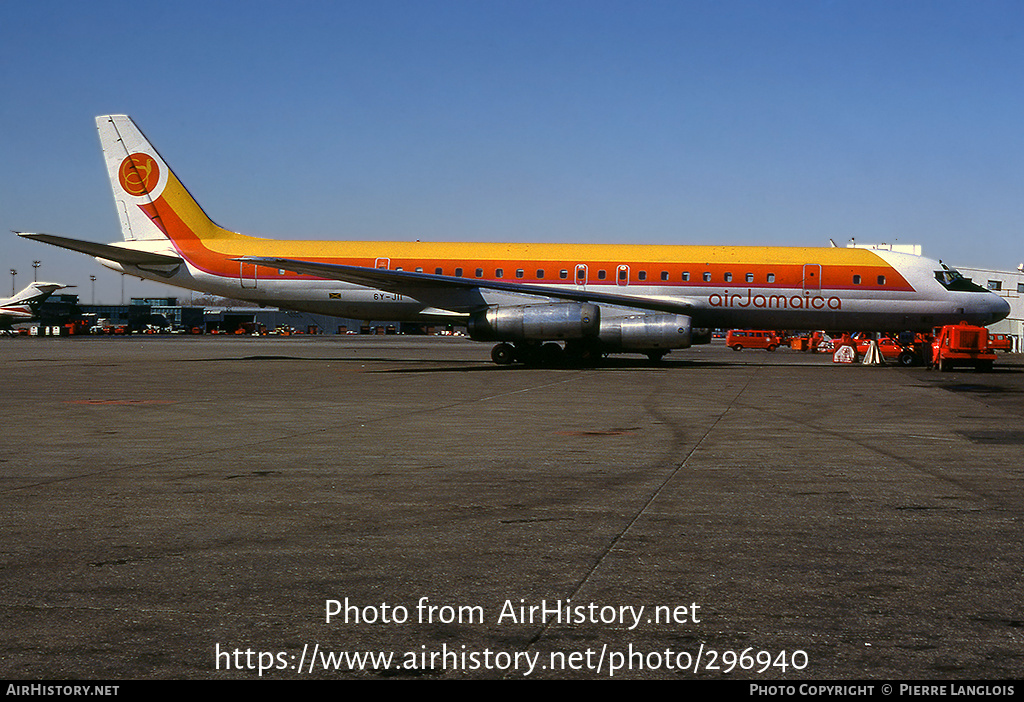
[468,302,600,341]
[599,314,693,351]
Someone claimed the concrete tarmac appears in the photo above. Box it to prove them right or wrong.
[2,336,1022,680]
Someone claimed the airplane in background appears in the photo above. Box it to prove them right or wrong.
[18,114,1009,364]
[0,282,70,328]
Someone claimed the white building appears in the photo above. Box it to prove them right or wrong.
[954,265,1023,351]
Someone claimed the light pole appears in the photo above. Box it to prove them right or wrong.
[9,269,16,295]
[32,260,40,282]
[90,275,97,305]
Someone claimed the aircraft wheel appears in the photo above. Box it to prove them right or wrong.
[491,343,515,365]
[516,344,544,366]
[564,341,600,367]
[646,350,666,363]
[540,343,564,366]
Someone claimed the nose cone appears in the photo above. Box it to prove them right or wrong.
[991,294,1011,323]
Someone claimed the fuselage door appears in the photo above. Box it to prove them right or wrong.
[240,261,258,289]
[617,265,630,286]
[575,264,588,288]
[802,264,822,291]
[375,257,391,270]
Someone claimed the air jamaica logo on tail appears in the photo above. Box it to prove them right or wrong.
[118,153,160,197]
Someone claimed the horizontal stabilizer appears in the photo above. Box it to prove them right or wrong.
[234,256,696,315]
[16,232,183,266]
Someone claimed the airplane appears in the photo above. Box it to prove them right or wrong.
[18,114,1010,364]
[0,282,70,328]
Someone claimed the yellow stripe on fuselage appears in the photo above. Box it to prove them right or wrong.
[155,168,909,291]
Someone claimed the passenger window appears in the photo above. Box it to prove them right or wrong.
[767,273,775,283]
[661,271,669,281]
[618,268,627,281]
[703,272,712,282]
[560,270,568,279]
[495,268,503,278]
[455,268,463,277]
[877,275,886,285]
[746,273,754,283]
[853,275,861,284]
[516,269,524,278]
[537,269,545,279]
[598,270,607,280]
[435,267,443,275]
[682,272,690,281]
[415,267,423,273]
[475,268,483,278]
[724,272,732,282]
[638,271,647,281]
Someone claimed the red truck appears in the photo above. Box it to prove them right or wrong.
[931,322,997,372]
[853,334,904,361]
[988,333,1014,353]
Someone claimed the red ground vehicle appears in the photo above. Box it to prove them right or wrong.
[931,322,997,372]
[853,335,904,361]
[726,330,781,351]
[988,333,1014,353]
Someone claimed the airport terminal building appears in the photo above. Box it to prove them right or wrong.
[32,295,437,336]
[956,265,1024,351]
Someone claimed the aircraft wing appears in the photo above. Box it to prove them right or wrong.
[234,256,697,315]
[16,233,183,266]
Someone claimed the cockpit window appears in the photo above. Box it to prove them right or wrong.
[934,268,988,293]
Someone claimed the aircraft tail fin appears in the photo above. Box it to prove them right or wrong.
[8,282,69,306]
[96,115,231,244]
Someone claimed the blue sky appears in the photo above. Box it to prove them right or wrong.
[3,0,1023,303]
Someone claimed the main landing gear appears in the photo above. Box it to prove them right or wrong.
[490,341,568,366]
[490,341,667,366]
[490,343,516,365]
